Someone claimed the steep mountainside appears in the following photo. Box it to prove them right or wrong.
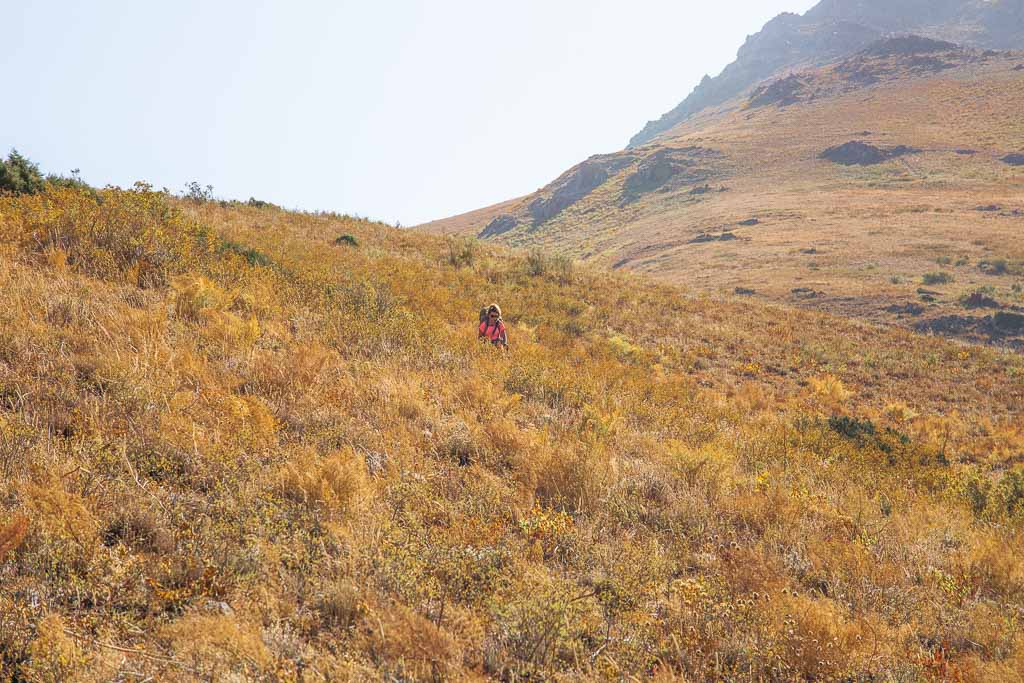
[631,0,1024,147]
[422,36,1024,350]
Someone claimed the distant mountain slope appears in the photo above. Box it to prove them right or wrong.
[421,41,1024,349]
[629,0,1024,147]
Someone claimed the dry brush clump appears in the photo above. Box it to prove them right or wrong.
[0,186,1023,680]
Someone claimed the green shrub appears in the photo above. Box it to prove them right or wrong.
[0,150,46,195]
[828,415,877,441]
[978,259,1023,277]
[446,237,477,268]
[184,181,214,203]
[335,234,359,247]
[922,271,954,285]
[979,258,1008,275]
[827,415,909,455]
[958,470,1024,522]
[219,239,272,267]
[526,248,574,283]
[46,171,94,195]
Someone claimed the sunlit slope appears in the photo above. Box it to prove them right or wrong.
[423,49,1024,347]
[1,187,1024,681]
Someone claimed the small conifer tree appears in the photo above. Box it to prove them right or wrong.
[0,149,46,195]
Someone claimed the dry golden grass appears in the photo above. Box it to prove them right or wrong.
[425,54,1024,349]
[1,185,1023,680]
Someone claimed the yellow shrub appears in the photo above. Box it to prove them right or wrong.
[173,275,228,321]
[362,603,462,682]
[278,448,369,518]
[22,479,99,556]
[161,614,271,675]
[809,373,852,405]
[20,614,88,683]
[1,186,215,286]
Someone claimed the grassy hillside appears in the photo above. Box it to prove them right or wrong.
[2,185,1024,681]
[423,47,1024,350]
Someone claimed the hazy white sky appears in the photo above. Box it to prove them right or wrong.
[3,1,818,225]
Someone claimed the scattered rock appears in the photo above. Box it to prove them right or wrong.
[791,287,822,299]
[955,149,977,155]
[820,141,919,166]
[1014,64,1024,71]
[800,247,819,255]
[203,600,235,616]
[886,303,926,316]
[1001,153,1024,166]
[738,218,760,226]
[689,184,713,195]
[734,287,756,296]
[479,214,518,238]
[976,204,1001,212]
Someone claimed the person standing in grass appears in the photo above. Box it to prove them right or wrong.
[479,303,509,349]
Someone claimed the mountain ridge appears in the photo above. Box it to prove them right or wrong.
[629,0,1024,147]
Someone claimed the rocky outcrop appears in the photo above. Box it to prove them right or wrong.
[994,311,1024,334]
[749,36,974,109]
[820,141,919,165]
[748,74,808,108]
[690,232,738,244]
[630,0,1024,147]
[862,34,959,56]
[479,214,518,238]
[527,153,635,224]
[621,147,722,202]
[914,311,1024,343]
[1002,153,1024,166]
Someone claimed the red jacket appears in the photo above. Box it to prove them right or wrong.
[479,319,508,347]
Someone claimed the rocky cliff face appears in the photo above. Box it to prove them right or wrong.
[629,0,1024,147]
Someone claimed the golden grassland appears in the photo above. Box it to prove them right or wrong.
[423,56,1024,343]
[1,185,1024,681]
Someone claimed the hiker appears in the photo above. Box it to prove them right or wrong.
[478,304,509,349]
